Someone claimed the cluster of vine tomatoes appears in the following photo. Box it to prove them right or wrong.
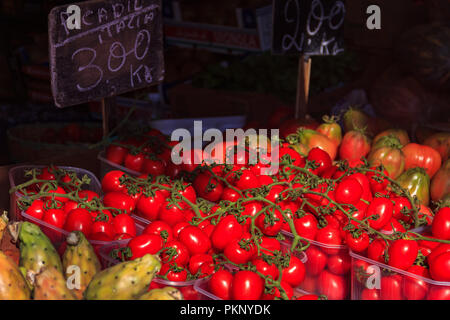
[104,129,187,177]
[20,166,139,242]
[353,205,450,300]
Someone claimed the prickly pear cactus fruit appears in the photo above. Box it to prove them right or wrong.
[32,267,76,300]
[0,251,31,300]
[62,231,101,299]
[85,254,161,300]
[8,222,63,275]
[138,287,184,300]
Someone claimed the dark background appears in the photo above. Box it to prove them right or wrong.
[0,0,448,167]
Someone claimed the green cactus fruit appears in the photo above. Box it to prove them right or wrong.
[31,267,76,300]
[8,222,63,275]
[138,287,184,300]
[62,231,101,299]
[0,251,31,300]
[85,254,161,300]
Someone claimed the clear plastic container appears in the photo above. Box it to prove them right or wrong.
[350,250,450,300]
[20,211,147,266]
[193,242,307,300]
[98,150,141,179]
[283,231,351,300]
[9,165,102,222]
[98,239,204,300]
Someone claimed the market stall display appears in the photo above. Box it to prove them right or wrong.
[0,0,448,304]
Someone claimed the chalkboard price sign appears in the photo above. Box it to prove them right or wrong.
[49,0,164,108]
[272,0,346,56]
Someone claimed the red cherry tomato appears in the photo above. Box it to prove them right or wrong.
[326,252,351,275]
[361,288,380,300]
[188,254,213,276]
[209,269,233,300]
[366,167,389,193]
[255,208,284,236]
[128,234,164,259]
[26,199,45,220]
[307,147,332,175]
[193,172,224,202]
[429,252,450,282]
[231,271,264,300]
[367,239,387,263]
[106,144,128,165]
[305,246,327,276]
[258,237,281,256]
[91,221,115,239]
[432,207,450,240]
[224,234,254,265]
[142,158,165,176]
[293,213,318,240]
[101,170,126,193]
[345,231,370,253]
[172,222,191,239]
[281,255,306,287]
[317,270,348,300]
[159,264,188,282]
[158,201,187,227]
[380,275,403,300]
[315,226,342,255]
[234,169,261,190]
[112,214,137,237]
[334,177,363,205]
[391,196,412,222]
[178,226,211,255]
[43,208,66,229]
[365,197,393,230]
[161,240,190,266]
[211,215,243,251]
[143,221,173,243]
[220,187,242,202]
[427,286,450,300]
[64,208,93,236]
[252,257,279,280]
[103,192,135,214]
[124,152,145,172]
[388,239,419,271]
[403,265,429,300]
[136,190,165,221]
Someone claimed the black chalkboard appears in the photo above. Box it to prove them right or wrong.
[272,0,345,56]
[49,0,164,108]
